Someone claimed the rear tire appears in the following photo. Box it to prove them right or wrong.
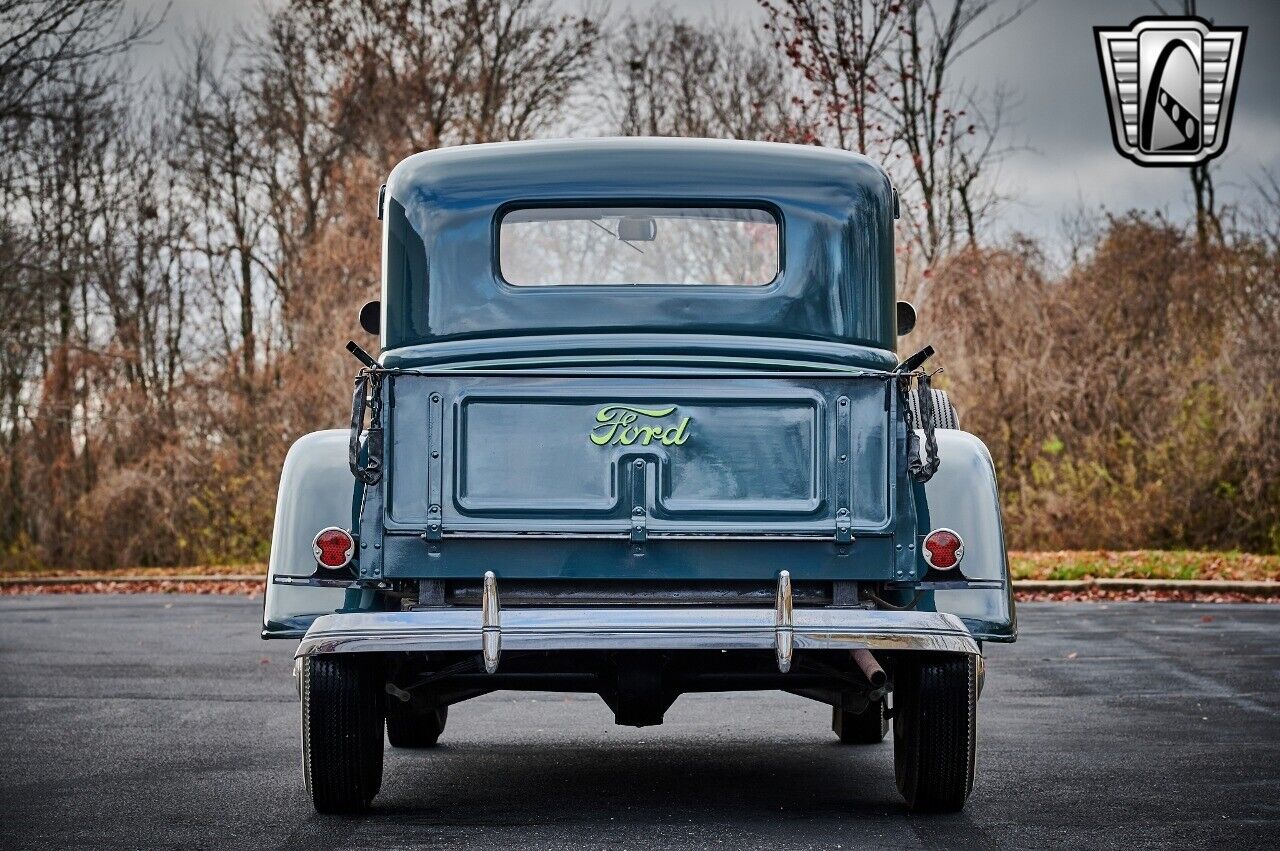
[893,654,977,812]
[386,702,448,748]
[832,698,889,744]
[301,655,385,813]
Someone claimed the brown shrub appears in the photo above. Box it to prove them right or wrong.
[915,215,1280,552]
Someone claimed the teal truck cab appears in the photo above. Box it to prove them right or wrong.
[263,138,1015,813]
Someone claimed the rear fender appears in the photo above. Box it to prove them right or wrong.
[262,429,355,638]
[915,430,1016,641]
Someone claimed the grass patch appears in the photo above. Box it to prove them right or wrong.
[0,563,267,580]
[1010,550,1279,582]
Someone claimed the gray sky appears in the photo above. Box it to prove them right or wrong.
[131,0,1280,242]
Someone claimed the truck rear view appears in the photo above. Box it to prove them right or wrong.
[263,138,1015,813]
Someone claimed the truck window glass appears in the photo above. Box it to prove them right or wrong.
[499,206,780,287]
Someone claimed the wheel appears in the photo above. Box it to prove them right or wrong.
[832,698,889,743]
[907,387,960,430]
[301,655,385,813]
[893,653,977,812]
[386,701,448,748]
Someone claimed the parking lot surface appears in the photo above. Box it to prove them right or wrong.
[1,596,1277,850]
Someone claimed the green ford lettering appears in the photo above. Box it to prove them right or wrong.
[590,405,692,446]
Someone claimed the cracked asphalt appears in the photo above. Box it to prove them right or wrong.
[1,596,1277,850]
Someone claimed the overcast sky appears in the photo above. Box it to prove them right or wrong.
[132,0,1280,242]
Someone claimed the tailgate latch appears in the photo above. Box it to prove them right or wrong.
[835,509,854,545]
[630,507,648,551]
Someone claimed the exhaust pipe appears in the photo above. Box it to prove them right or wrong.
[851,649,886,689]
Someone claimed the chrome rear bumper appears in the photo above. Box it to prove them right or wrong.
[296,572,979,671]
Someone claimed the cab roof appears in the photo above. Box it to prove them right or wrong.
[387,137,893,211]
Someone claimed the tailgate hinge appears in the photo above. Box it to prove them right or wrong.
[422,390,445,549]
[834,395,854,549]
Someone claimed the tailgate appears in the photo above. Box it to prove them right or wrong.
[380,371,905,580]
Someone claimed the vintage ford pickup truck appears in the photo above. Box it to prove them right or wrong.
[263,138,1015,814]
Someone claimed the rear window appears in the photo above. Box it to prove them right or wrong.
[498,205,780,287]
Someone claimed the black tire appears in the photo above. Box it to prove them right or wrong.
[907,387,960,430]
[893,653,977,812]
[301,655,385,813]
[832,698,889,744]
[386,702,448,748]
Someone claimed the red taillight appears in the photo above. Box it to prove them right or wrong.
[922,528,964,570]
[312,527,355,569]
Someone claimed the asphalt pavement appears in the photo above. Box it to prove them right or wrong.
[0,595,1277,850]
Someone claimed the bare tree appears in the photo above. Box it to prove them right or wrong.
[0,215,37,557]
[172,35,274,403]
[763,0,1030,276]
[0,0,161,561]
[0,0,158,153]
[97,107,191,413]
[759,0,900,152]
[15,68,122,558]
[606,11,797,140]
[284,0,599,158]
[242,11,367,333]
[887,0,1029,267]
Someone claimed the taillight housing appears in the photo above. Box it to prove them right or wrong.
[312,527,355,570]
[922,528,964,570]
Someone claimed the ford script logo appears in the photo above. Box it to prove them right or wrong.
[590,405,692,447]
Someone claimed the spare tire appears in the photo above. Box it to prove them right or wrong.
[908,387,960,430]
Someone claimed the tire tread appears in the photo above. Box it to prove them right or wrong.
[893,653,977,812]
[302,656,384,813]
